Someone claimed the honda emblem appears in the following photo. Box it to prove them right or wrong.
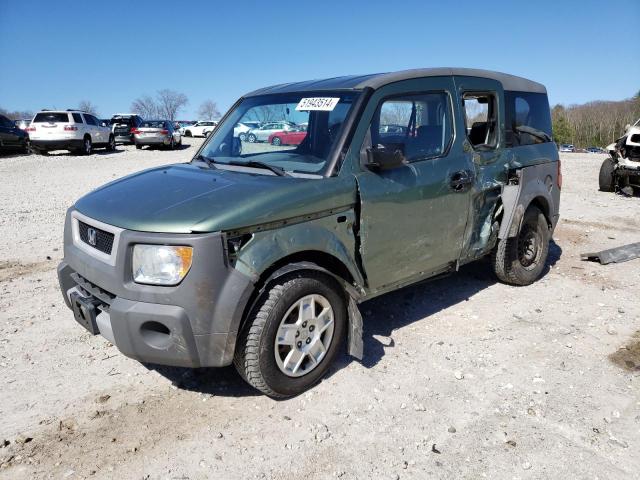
[87,227,97,246]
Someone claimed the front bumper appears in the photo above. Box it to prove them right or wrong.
[57,209,255,368]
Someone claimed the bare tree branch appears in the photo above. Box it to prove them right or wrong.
[156,89,188,121]
[78,100,98,116]
[197,100,220,120]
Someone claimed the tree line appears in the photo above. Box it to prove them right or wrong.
[551,92,640,148]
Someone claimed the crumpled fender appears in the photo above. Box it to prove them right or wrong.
[499,162,560,239]
[249,261,364,360]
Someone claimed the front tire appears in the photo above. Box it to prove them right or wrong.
[271,136,282,146]
[234,272,347,398]
[185,130,192,137]
[492,206,550,286]
[599,157,617,192]
[135,144,142,150]
[247,133,257,143]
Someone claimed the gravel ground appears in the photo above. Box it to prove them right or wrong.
[1,145,639,479]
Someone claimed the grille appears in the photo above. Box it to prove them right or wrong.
[78,221,114,254]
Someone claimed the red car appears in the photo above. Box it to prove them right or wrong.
[268,128,307,146]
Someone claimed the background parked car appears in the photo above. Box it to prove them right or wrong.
[183,121,217,137]
[559,144,576,152]
[0,114,29,153]
[110,114,144,144]
[27,110,115,155]
[14,119,30,130]
[246,121,296,143]
[133,120,182,150]
[586,146,604,153]
[233,121,261,141]
[267,126,307,146]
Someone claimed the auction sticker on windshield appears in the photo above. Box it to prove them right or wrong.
[296,97,340,111]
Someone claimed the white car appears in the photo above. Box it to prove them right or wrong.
[246,121,295,143]
[183,121,217,137]
[233,122,259,141]
[27,110,115,155]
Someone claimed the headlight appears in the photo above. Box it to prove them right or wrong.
[132,245,193,286]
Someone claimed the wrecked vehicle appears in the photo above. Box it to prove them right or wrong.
[57,68,561,398]
[600,118,640,193]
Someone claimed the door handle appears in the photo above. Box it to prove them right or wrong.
[450,170,473,192]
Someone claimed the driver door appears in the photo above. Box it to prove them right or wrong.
[352,76,474,291]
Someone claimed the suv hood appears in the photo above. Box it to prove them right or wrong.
[74,164,355,233]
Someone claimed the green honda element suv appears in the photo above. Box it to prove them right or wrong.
[58,68,561,398]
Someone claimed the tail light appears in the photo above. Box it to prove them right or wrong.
[557,159,562,189]
[64,125,78,131]
[160,129,169,135]
[131,128,140,135]
[26,126,36,132]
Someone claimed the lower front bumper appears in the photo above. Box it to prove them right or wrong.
[58,258,244,368]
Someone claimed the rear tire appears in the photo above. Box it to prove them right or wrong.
[81,137,92,156]
[135,144,142,150]
[271,136,282,146]
[106,135,116,152]
[599,157,617,192]
[185,130,192,137]
[492,206,550,286]
[234,272,347,398]
[247,133,257,143]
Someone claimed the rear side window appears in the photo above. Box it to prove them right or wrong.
[33,112,69,123]
[505,91,552,147]
[72,113,84,123]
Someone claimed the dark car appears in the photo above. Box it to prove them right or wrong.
[110,114,144,144]
[0,114,29,153]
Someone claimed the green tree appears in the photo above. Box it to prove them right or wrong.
[552,113,571,145]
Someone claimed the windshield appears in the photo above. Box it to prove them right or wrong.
[142,121,166,128]
[196,91,360,176]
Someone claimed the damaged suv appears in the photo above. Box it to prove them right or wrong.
[58,68,560,398]
[600,118,640,193]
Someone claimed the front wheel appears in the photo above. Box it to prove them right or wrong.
[247,133,257,143]
[234,272,347,398]
[599,157,617,192]
[491,206,550,286]
[135,144,142,150]
[185,130,192,137]
[271,136,282,146]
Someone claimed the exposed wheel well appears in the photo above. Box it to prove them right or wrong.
[528,196,552,228]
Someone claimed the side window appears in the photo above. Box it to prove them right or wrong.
[371,92,453,162]
[505,91,552,147]
[84,115,97,126]
[72,113,84,123]
[462,93,498,149]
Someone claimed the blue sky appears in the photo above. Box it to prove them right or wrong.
[1,0,638,119]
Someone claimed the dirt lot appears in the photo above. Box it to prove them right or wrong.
[1,143,639,479]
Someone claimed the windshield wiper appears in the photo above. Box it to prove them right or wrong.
[228,160,289,177]
[193,154,216,169]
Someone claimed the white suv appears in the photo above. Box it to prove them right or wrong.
[27,110,115,155]
[183,121,217,137]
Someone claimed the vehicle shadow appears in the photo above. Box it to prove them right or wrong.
[333,238,562,370]
[40,149,125,157]
[150,240,562,397]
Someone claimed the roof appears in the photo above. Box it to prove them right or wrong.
[245,67,546,97]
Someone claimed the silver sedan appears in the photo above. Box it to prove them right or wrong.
[134,121,182,150]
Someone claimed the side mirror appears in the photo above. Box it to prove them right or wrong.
[365,146,407,171]
[100,122,108,127]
